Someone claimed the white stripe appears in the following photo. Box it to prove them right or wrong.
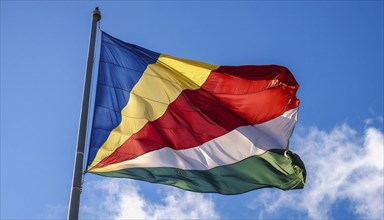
[90,108,298,172]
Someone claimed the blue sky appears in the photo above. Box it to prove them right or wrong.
[1,1,383,219]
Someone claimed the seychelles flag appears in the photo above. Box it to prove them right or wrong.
[86,31,306,194]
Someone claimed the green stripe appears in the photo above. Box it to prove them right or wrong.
[91,149,306,194]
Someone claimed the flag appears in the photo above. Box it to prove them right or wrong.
[86,31,306,194]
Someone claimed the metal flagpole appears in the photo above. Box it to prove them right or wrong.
[68,7,101,220]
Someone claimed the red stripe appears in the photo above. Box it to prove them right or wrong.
[94,65,299,168]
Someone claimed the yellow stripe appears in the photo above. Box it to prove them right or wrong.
[88,54,219,170]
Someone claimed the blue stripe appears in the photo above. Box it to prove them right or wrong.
[87,32,160,166]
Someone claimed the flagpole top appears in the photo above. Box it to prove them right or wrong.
[93,7,101,21]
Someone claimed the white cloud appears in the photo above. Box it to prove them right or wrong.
[80,178,219,219]
[79,122,383,220]
[248,123,384,219]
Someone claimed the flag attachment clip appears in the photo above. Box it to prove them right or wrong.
[284,150,292,158]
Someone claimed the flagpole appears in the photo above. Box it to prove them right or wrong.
[68,7,101,220]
